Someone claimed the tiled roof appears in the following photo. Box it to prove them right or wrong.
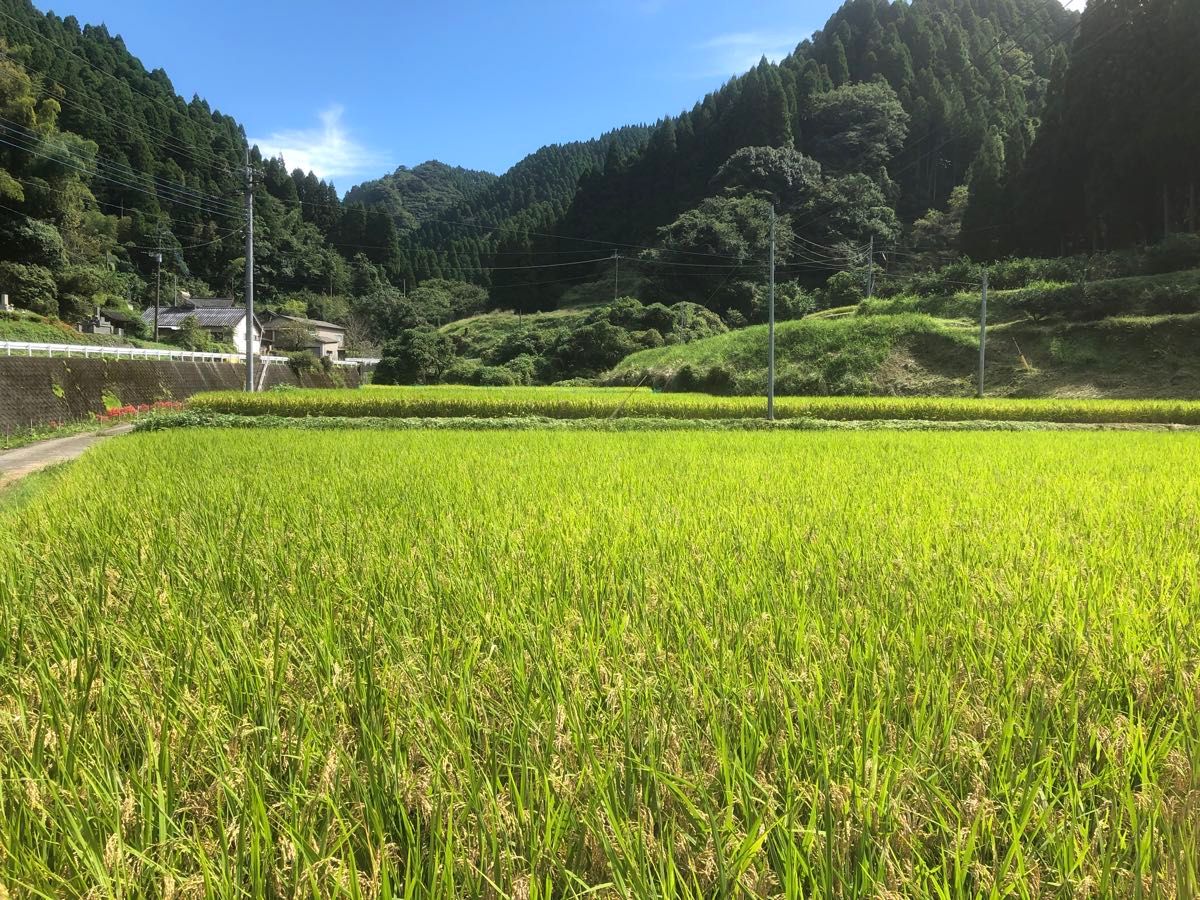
[261,313,345,332]
[142,307,251,328]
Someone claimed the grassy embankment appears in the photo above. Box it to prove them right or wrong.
[605,269,1200,398]
[1,428,1197,895]
[0,310,178,351]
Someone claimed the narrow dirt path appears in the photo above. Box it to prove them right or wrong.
[0,424,135,490]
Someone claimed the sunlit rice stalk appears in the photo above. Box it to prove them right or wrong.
[189,385,1200,425]
[0,429,1197,896]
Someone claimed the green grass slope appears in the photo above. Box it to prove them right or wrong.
[0,311,176,350]
[860,269,1200,323]
[606,314,980,396]
[440,307,590,359]
[606,311,1200,399]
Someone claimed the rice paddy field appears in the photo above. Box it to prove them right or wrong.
[189,385,1200,425]
[2,428,1199,897]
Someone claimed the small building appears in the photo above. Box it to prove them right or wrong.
[142,303,262,354]
[260,314,346,359]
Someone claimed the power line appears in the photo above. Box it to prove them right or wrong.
[0,12,239,175]
[125,226,245,251]
[449,255,615,273]
[619,256,749,270]
[0,125,242,218]
[267,185,749,261]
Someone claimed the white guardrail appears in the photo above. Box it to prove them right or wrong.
[0,340,377,367]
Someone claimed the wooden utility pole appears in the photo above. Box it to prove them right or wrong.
[866,235,875,298]
[153,227,162,341]
[977,269,988,399]
[244,148,255,392]
[767,204,776,422]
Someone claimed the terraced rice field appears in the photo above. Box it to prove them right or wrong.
[1,429,1197,896]
[189,385,1200,425]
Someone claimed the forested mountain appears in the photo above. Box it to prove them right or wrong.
[0,0,351,319]
[342,162,496,235]
[1008,0,1200,255]
[1,0,1196,355]
[392,127,653,282]
[477,0,1079,310]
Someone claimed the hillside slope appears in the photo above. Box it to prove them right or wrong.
[605,270,1200,399]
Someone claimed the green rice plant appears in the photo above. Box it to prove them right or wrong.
[189,384,1200,426]
[0,429,1198,896]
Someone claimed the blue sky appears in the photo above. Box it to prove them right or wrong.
[37,0,830,189]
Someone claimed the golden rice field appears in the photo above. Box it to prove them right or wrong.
[1,429,1198,897]
[189,385,1200,425]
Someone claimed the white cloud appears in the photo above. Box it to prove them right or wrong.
[251,106,385,185]
[695,30,805,78]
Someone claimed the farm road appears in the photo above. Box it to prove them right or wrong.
[0,424,134,490]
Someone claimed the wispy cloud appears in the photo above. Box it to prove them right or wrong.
[251,106,386,185]
[695,30,805,78]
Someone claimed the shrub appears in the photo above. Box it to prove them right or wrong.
[1143,233,1200,275]
[819,271,866,308]
[375,327,455,385]
[0,220,67,269]
[285,350,322,374]
[492,327,554,364]
[550,378,596,387]
[502,354,538,386]
[672,364,701,393]
[635,328,665,350]
[723,309,748,329]
[172,315,216,351]
[443,358,483,385]
[477,366,518,387]
[702,364,737,395]
[0,261,58,316]
[669,302,727,343]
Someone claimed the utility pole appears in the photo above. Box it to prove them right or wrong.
[767,204,776,422]
[612,250,620,301]
[153,227,162,341]
[866,235,875,298]
[977,268,988,399]
[244,148,255,392]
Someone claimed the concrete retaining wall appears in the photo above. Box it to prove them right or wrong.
[0,357,360,434]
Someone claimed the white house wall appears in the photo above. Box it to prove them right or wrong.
[232,317,262,355]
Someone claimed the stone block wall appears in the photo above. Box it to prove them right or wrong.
[0,357,361,435]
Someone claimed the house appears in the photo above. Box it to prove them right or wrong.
[260,313,346,359]
[142,299,261,354]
